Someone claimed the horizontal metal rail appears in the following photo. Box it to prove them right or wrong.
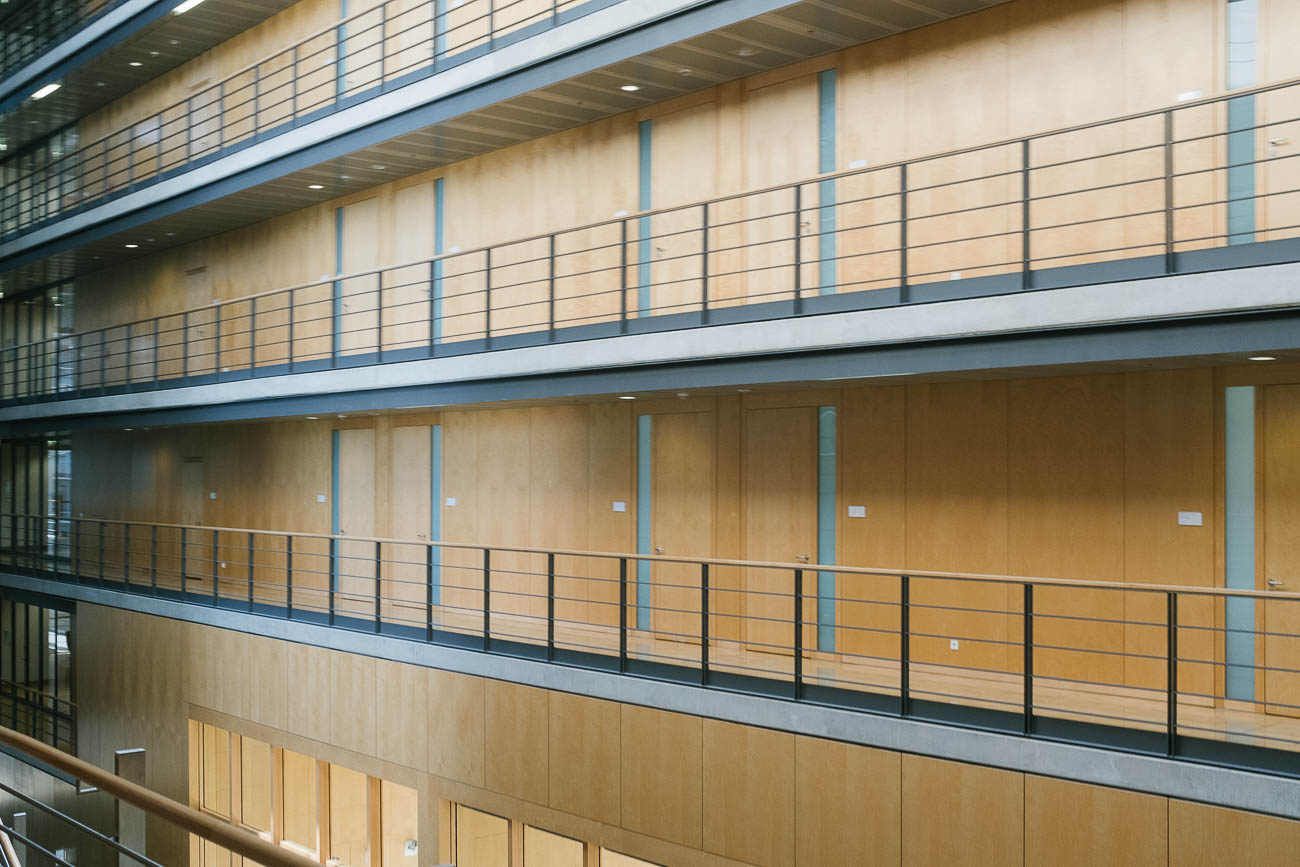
[7,74,1300,406]
[0,0,122,82]
[4,513,1300,777]
[0,0,604,236]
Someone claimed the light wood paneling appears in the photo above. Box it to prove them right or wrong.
[1025,776,1168,867]
[649,410,715,642]
[1261,384,1300,714]
[329,650,377,755]
[427,669,485,787]
[1170,799,1300,867]
[483,680,549,805]
[619,706,702,849]
[701,720,794,867]
[547,692,620,826]
[375,658,429,772]
[901,755,1023,867]
[794,736,901,867]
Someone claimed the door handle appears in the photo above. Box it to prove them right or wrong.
[653,546,663,553]
[1268,579,1285,588]
[795,553,810,561]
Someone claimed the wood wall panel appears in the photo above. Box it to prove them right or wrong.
[794,736,901,867]
[901,755,1024,867]
[1025,776,1168,867]
[701,720,794,867]
[483,680,549,805]
[1169,800,1300,867]
[619,706,702,850]
[426,669,485,788]
[548,692,620,827]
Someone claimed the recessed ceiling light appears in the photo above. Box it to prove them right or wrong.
[149,50,160,56]
[369,163,386,170]
[308,184,324,190]
[95,81,105,87]
[731,47,758,56]
[678,68,692,75]
[173,0,208,13]
[30,83,60,100]
[1248,355,1277,362]
[618,395,637,400]
[128,61,143,67]
[305,415,319,420]
[620,84,640,92]
[169,39,180,45]
[124,243,139,248]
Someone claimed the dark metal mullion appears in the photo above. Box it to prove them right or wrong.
[619,557,628,671]
[793,568,803,699]
[1023,583,1034,734]
[701,562,710,684]
[374,540,383,632]
[482,548,491,650]
[899,574,910,716]
[1167,591,1178,756]
[285,535,294,618]
[546,552,556,660]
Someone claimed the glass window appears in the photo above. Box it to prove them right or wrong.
[455,805,509,867]
[281,749,318,854]
[200,723,231,818]
[328,764,370,867]
[381,780,419,866]
[239,736,272,832]
[525,826,583,866]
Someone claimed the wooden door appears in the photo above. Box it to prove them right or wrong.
[339,198,381,356]
[743,406,818,654]
[647,412,714,643]
[388,425,432,625]
[1262,384,1300,715]
[336,429,376,619]
[646,104,716,319]
[384,184,434,353]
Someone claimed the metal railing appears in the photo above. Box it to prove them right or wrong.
[0,0,603,236]
[6,76,1300,407]
[0,0,123,83]
[0,725,320,867]
[0,680,75,756]
[5,514,1300,777]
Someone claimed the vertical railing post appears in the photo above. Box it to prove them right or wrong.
[288,288,296,370]
[547,234,556,340]
[700,202,710,322]
[1021,138,1032,291]
[181,311,189,379]
[72,520,81,583]
[899,573,910,716]
[252,65,261,137]
[291,46,300,119]
[616,218,626,335]
[98,522,105,586]
[428,260,438,357]
[285,535,294,618]
[546,552,556,660]
[1163,109,1175,274]
[328,537,337,625]
[793,568,804,699]
[152,318,160,386]
[482,548,492,649]
[249,296,257,375]
[1023,582,1034,735]
[1167,591,1178,757]
[247,531,255,612]
[217,81,226,151]
[374,540,382,633]
[898,164,909,303]
[215,304,223,375]
[619,557,628,671]
[150,525,157,595]
[122,524,130,587]
[792,184,803,315]
[425,543,435,641]
[483,248,492,348]
[700,562,710,685]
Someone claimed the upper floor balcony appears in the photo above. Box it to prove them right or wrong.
[1,76,1299,422]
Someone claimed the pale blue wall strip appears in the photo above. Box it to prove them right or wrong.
[330,428,340,592]
[817,69,837,296]
[433,0,447,59]
[430,424,442,605]
[336,0,348,102]
[1224,386,1256,701]
[637,119,653,317]
[636,414,652,630]
[817,406,837,650]
[1226,0,1257,245]
[433,177,445,344]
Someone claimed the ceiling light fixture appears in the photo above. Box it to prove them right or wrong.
[173,0,208,13]
[731,47,758,56]
[128,61,143,67]
[124,243,139,248]
[369,163,386,170]
[620,84,640,92]
[618,395,637,400]
[308,184,324,190]
[30,83,60,100]
[1248,355,1277,362]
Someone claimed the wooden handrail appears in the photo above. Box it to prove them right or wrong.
[0,825,20,867]
[0,727,319,867]
[21,513,1300,602]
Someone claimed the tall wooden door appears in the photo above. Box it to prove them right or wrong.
[743,406,818,654]
[180,459,205,590]
[647,412,714,642]
[339,198,381,356]
[1262,384,1300,714]
[388,425,433,625]
[336,429,376,618]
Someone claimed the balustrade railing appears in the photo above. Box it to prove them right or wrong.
[0,0,122,83]
[0,0,603,237]
[3,514,1300,777]
[5,76,1300,407]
